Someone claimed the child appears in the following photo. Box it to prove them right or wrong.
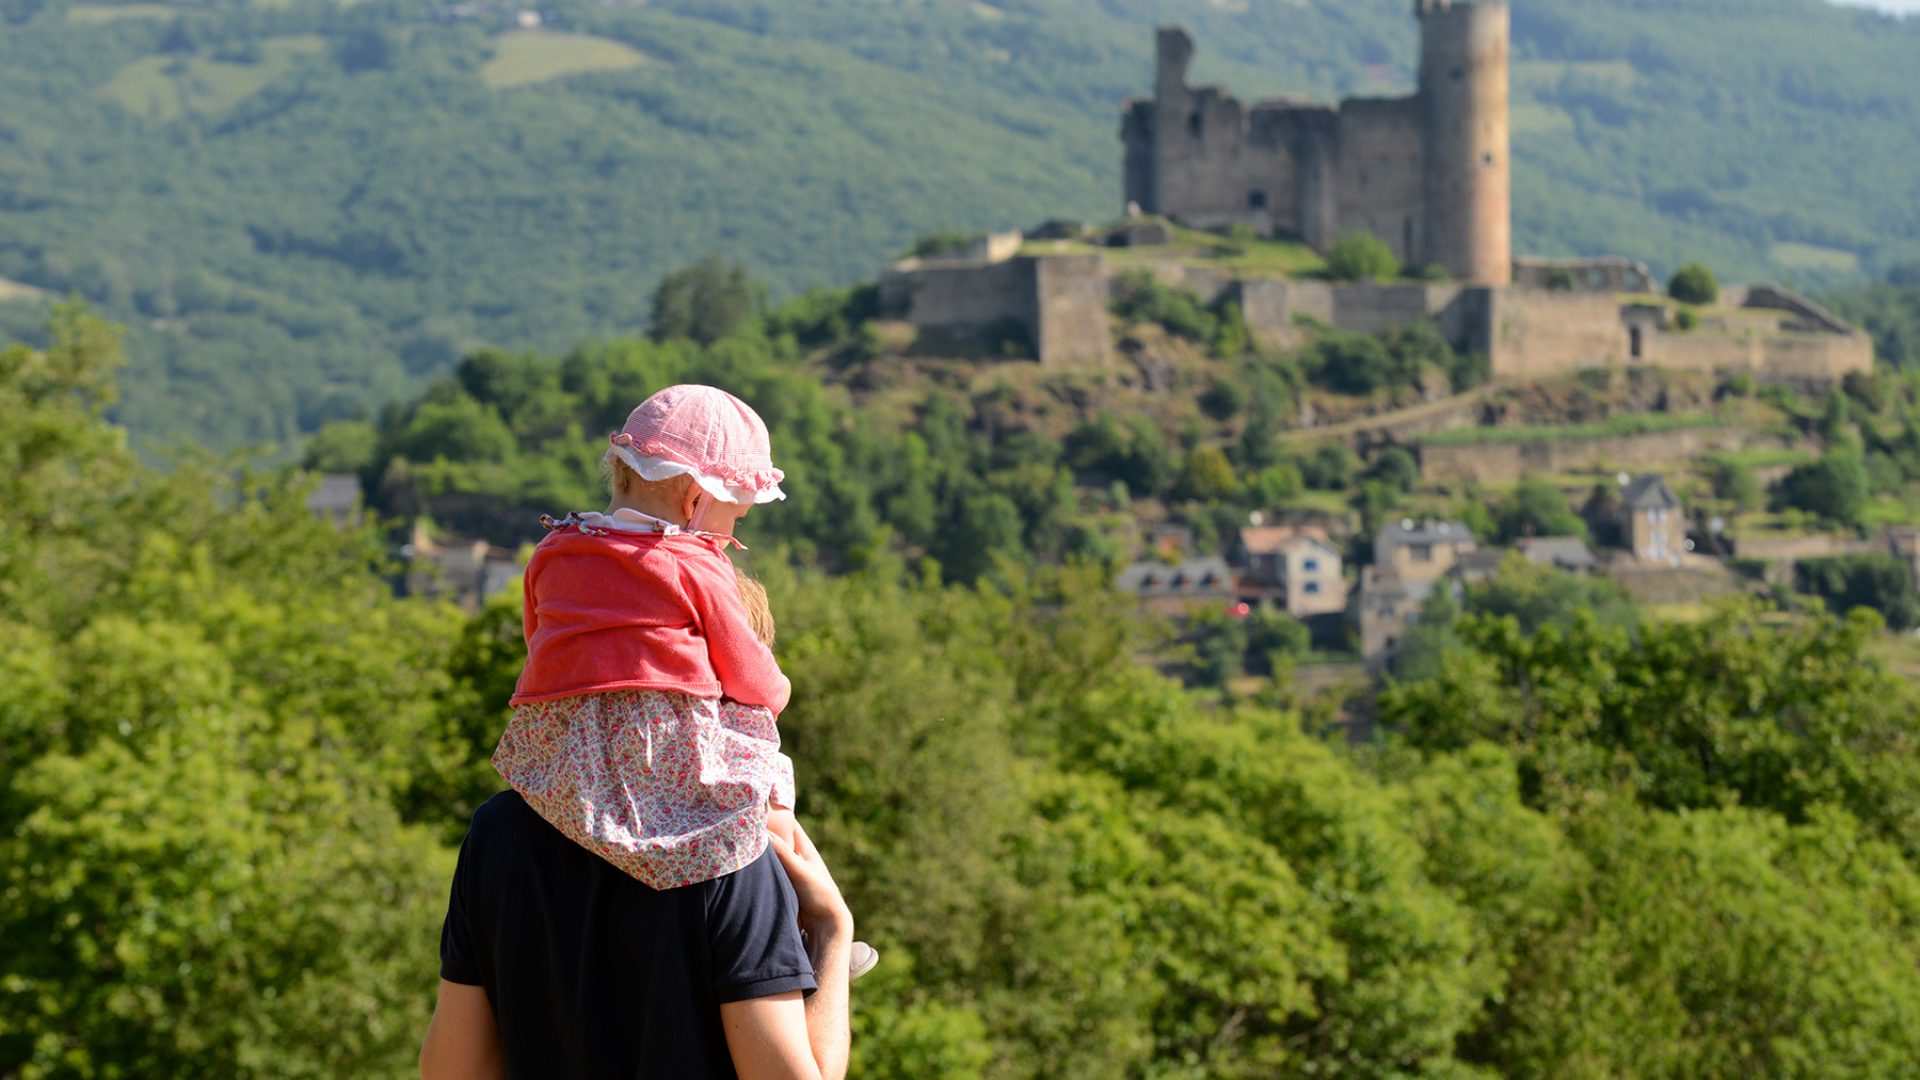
[492,383,877,979]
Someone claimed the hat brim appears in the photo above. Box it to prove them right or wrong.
[610,444,787,505]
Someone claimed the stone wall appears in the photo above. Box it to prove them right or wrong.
[1486,289,1628,378]
[1334,98,1426,266]
[1641,328,1871,382]
[879,255,1110,368]
[1419,426,1750,487]
[1033,255,1113,368]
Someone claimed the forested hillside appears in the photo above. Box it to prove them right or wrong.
[14,306,1920,1077]
[0,0,1914,448]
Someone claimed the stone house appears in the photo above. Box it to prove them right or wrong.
[306,473,363,528]
[1619,474,1685,565]
[1114,556,1237,617]
[1353,566,1445,674]
[402,521,520,612]
[1232,524,1349,617]
[1374,518,1478,584]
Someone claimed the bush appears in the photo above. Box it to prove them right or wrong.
[1111,270,1216,342]
[1796,553,1920,631]
[1325,232,1399,283]
[1297,443,1358,490]
[1773,448,1870,527]
[1710,459,1763,510]
[1674,308,1699,331]
[1668,262,1720,305]
[1495,477,1588,542]
[1302,327,1411,395]
[651,256,758,345]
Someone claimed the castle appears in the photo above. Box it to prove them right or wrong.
[875,1,1869,384]
[1122,0,1510,283]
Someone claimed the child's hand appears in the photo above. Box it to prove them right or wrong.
[768,820,851,936]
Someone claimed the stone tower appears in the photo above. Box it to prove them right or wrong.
[1416,0,1511,284]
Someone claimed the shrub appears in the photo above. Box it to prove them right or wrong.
[1796,553,1920,630]
[1111,270,1216,342]
[1668,262,1720,305]
[1674,308,1699,331]
[1297,443,1357,490]
[1772,448,1870,527]
[1325,232,1399,283]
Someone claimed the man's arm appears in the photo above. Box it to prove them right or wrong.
[720,823,852,1080]
[419,980,506,1080]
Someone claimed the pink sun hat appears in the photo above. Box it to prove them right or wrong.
[608,385,787,505]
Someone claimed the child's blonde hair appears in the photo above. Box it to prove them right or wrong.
[601,447,692,501]
[734,571,775,647]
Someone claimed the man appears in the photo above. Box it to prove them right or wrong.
[418,791,852,1080]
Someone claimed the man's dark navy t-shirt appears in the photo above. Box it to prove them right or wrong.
[439,791,816,1079]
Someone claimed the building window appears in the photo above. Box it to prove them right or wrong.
[1630,326,1643,359]
[1248,190,1267,209]
[1403,217,1414,260]
[1482,151,1494,167]
[1188,111,1203,137]
[1410,544,1433,563]
[1304,581,1322,595]
[1303,558,1320,572]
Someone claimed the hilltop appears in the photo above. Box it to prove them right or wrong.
[0,0,1915,447]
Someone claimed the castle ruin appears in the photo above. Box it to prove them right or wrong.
[874,1,1869,384]
[1122,0,1511,284]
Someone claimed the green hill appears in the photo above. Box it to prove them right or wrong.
[0,0,1914,447]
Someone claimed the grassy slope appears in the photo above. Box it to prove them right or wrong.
[0,0,1913,448]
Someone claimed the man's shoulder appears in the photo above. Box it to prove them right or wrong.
[466,789,542,844]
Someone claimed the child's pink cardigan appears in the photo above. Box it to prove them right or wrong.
[493,511,795,889]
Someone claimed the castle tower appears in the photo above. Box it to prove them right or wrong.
[1416,0,1511,284]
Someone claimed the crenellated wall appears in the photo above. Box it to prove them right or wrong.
[1122,4,1512,283]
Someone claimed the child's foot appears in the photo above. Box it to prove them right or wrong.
[850,940,880,981]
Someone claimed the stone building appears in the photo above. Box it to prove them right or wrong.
[877,236,1111,368]
[1121,0,1511,284]
[1114,556,1237,617]
[1232,524,1348,617]
[1374,518,1478,583]
[1619,474,1685,565]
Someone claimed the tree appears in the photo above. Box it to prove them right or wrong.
[1773,447,1870,527]
[1325,232,1399,283]
[1796,553,1920,631]
[1668,261,1719,305]
[1495,476,1588,542]
[650,257,758,346]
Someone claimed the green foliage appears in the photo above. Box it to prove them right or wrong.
[1668,262,1720,305]
[1707,456,1763,510]
[1382,604,1920,861]
[0,0,1915,449]
[1111,270,1215,343]
[1466,553,1632,634]
[0,307,465,1077]
[1796,553,1920,631]
[651,256,758,346]
[1673,306,1700,331]
[1827,271,1920,368]
[1494,476,1588,542]
[19,311,1920,1077]
[1323,232,1399,283]
[1295,442,1357,491]
[1366,444,1420,493]
[1773,447,1870,527]
[905,230,979,258]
